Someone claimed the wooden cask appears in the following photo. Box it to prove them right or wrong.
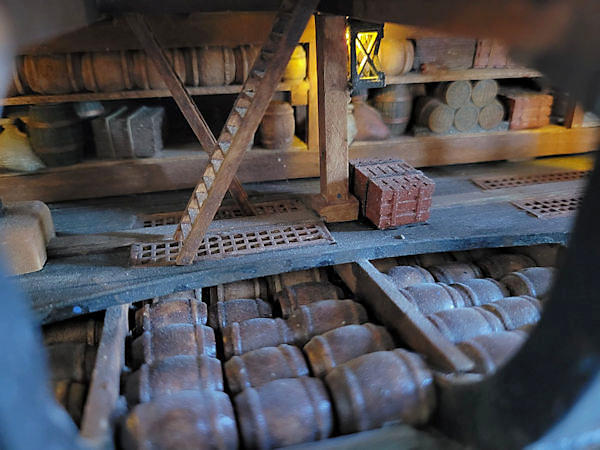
[287,300,368,345]
[222,318,294,359]
[131,48,186,90]
[478,99,505,130]
[477,253,536,279]
[325,349,435,433]
[81,51,133,92]
[209,278,268,304]
[471,79,499,107]
[415,97,454,133]
[304,324,395,377]
[195,46,235,86]
[501,267,556,300]
[259,101,295,149]
[134,298,208,334]
[235,377,333,449]
[457,330,526,374]
[122,390,238,450]
[428,306,506,343]
[482,296,542,330]
[268,268,326,295]
[435,80,472,108]
[283,45,307,82]
[451,278,509,306]
[372,85,413,136]
[386,265,434,288]
[28,104,84,167]
[233,45,261,84]
[399,283,466,315]
[379,38,414,76]
[276,281,344,318]
[453,103,479,132]
[224,344,309,394]
[428,262,482,284]
[22,54,84,94]
[208,298,272,330]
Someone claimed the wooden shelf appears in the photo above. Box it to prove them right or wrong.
[1,81,299,106]
[0,126,596,203]
[386,67,543,84]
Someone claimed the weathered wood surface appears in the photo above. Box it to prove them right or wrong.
[17,157,586,324]
[335,260,474,372]
[127,13,254,216]
[80,303,128,446]
[386,68,542,85]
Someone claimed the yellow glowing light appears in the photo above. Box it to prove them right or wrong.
[355,31,379,80]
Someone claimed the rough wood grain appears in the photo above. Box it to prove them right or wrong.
[335,260,474,372]
[80,303,128,446]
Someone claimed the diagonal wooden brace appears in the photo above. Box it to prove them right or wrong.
[126,13,256,216]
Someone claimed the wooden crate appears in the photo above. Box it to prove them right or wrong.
[501,89,554,130]
[413,38,476,71]
[473,39,514,69]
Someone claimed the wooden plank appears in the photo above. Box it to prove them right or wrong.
[175,0,319,264]
[80,303,128,446]
[310,14,358,222]
[306,19,319,152]
[386,67,542,84]
[126,13,255,216]
[335,260,474,372]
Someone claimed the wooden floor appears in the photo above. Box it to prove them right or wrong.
[17,155,593,324]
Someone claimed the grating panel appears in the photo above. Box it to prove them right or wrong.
[511,193,583,219]
[139,199,304,228]
[130,221,335,266]
[472,171,589,190]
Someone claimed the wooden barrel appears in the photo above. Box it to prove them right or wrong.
[268,268,326,294]
[125,355,224,404]
[122,390,238,450]
[476,253,536,279]
[208,298,272,330]
[372,85,413,136]
[259,101,295,149]
[435,80,472,108]
[378,38,414,76]
[233,45,261,84]
[451,278,509,306]
[501,267,556,300]
[325,349,435,433]
[428,262,482,284]
[28,104,84,167]
[222,318,294,359]
[283,45,307,82]
[130,324,216,368]
[224,344,309,394]
[22,54,84,94]
[400,283,466,315]
[415,97,454,133]
[287,300,368,345]
[276,281,344,318]
[81,51,133,92]
[478,99,505,130]
[130,48,186,90]
[46,342,97,383]
[386,265,435,288]
[209,278,268,304]
[453,103,479,132]
[195,46,235,86]
[482,296,542,330]
[471,79,499,106]
[135,298,208,334]
[235,377,333,449]
[43,319,102,346]
[304,324,395,377]
[7,56,28,95]
[457,330,526,374]
[428,306,506,343]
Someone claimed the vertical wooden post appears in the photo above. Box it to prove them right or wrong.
[307,19,319,152]
[310,14,359,222]
[564,99,585,128]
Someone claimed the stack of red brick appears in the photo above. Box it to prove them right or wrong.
[500,89,554,130]
[350,159,435,229]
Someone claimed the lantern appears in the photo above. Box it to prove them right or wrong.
[347,20,385,92]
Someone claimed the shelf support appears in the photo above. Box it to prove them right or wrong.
[126,13,255,216]
[310,14,359,222]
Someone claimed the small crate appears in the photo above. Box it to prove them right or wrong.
[473,39,514,69]
[350,159,435,229]
[500,90,554,130]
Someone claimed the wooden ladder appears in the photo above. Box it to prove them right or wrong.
[173,0,319,265]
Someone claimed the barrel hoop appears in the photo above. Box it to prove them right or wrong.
[394,350,428,422]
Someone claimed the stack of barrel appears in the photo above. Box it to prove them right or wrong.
[415,79,505,134]
[380,244,558,374]
[43,317,102,426]
[7,44,306,96]
[121,291,239,449]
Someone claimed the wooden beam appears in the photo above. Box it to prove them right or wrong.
[126,13,255,216]
[80,304,128,446]
[335,260,474,372]
[564,99,585,128]
[174,0,319,264]
[310,14,358,223]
